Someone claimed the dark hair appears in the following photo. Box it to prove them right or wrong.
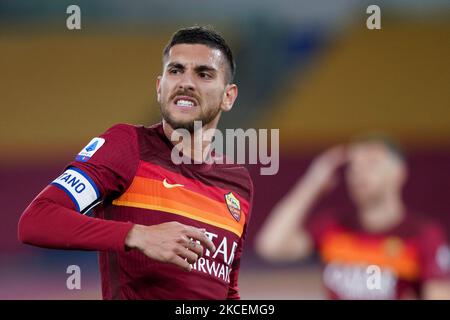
[163,26,236,83]
[351,132,405,163]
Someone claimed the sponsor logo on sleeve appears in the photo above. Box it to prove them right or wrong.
[75,137,105,162]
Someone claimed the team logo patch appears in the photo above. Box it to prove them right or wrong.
[224,192,241,222]
[51,167,100,212]
[76,137,105,162]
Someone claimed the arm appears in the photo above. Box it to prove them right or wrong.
[420,225,450,300]
[18,124,216,270]
[255,146,347,262]
[18,184,134,252]
[423,279,450,300]
[18,124,139,251]
[18,187,215,270]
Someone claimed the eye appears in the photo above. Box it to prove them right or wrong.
[169,68,181,75]
[199,72,212,79]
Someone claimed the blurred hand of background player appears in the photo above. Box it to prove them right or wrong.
[125,222,216,271]
[256,145,348,262]
[302,145,348,196]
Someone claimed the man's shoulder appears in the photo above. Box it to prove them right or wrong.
[102,122,165,146]
[103,122,142,135]
[412,215,447,242]
[216,161,251,174]
[377,211,448,250]
[213,161,253,188]
[210,153,251,174]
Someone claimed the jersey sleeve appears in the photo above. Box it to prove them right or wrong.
[418,222,450,281]
[227,235,244,300]
[227,175,253,300]
[60,123,140,209]
[18,124,140,252]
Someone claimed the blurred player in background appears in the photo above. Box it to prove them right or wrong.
[18,26,253,299]
[256,136,450,299]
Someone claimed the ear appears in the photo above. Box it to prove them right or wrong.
[220,84,238,112]
[156,75,162,103]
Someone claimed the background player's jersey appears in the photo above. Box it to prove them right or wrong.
[26,123,253,299]
[305,211,450,299]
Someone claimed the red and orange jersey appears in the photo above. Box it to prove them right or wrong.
[306,211,450,299]
[27,122,253,299]
[113,161,248,238]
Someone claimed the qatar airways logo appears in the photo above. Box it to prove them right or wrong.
[170,121,279,175]
[190,231,238,283]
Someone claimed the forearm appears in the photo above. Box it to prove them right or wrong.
[423,280,450,300]
[258,175,322,246]
[18,186,133,252]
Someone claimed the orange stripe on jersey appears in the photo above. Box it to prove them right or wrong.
[112,176,245,237]
[320,231,420,280]
[135,161,250,213]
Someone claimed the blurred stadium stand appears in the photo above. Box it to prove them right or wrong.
[1,0,449,299]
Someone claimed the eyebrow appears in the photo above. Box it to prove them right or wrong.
[195,65,217,74]
[166,62,218,74]
[166,62,184,70]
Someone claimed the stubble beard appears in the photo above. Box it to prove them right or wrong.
[160,100,221,133]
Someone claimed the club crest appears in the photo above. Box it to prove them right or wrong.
[224,192,241,222]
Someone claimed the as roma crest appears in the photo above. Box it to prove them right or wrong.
[224,192,241,222]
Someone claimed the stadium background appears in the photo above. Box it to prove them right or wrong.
[1,0,449,299]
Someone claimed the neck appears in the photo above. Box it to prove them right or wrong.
[357,192,405,233]
[162,119,217,164]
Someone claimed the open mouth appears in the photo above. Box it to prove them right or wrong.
[173,96,198,108]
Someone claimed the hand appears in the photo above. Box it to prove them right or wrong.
[124,222,216,272]
[303,145,348,195]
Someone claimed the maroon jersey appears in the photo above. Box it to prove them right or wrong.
[306,210,450,299]
[18,123,254,300]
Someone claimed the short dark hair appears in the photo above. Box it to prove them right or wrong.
[351,132,405,163]
[163,26,236,83]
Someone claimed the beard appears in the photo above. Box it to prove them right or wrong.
[160,100,221,133]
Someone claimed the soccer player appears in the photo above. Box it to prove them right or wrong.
[256,137,450,299]
[18,26,253,300]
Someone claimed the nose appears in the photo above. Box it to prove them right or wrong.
[177,71,196,92]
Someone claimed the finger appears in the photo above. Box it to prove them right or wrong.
[326,146,346,161]
[177,235,204,257]
[168,254,193,272]
[335,146,349,164]
[185,227,216,253]
[323,146,348,169]
[175,245,199,264]
[184,238,204,257]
